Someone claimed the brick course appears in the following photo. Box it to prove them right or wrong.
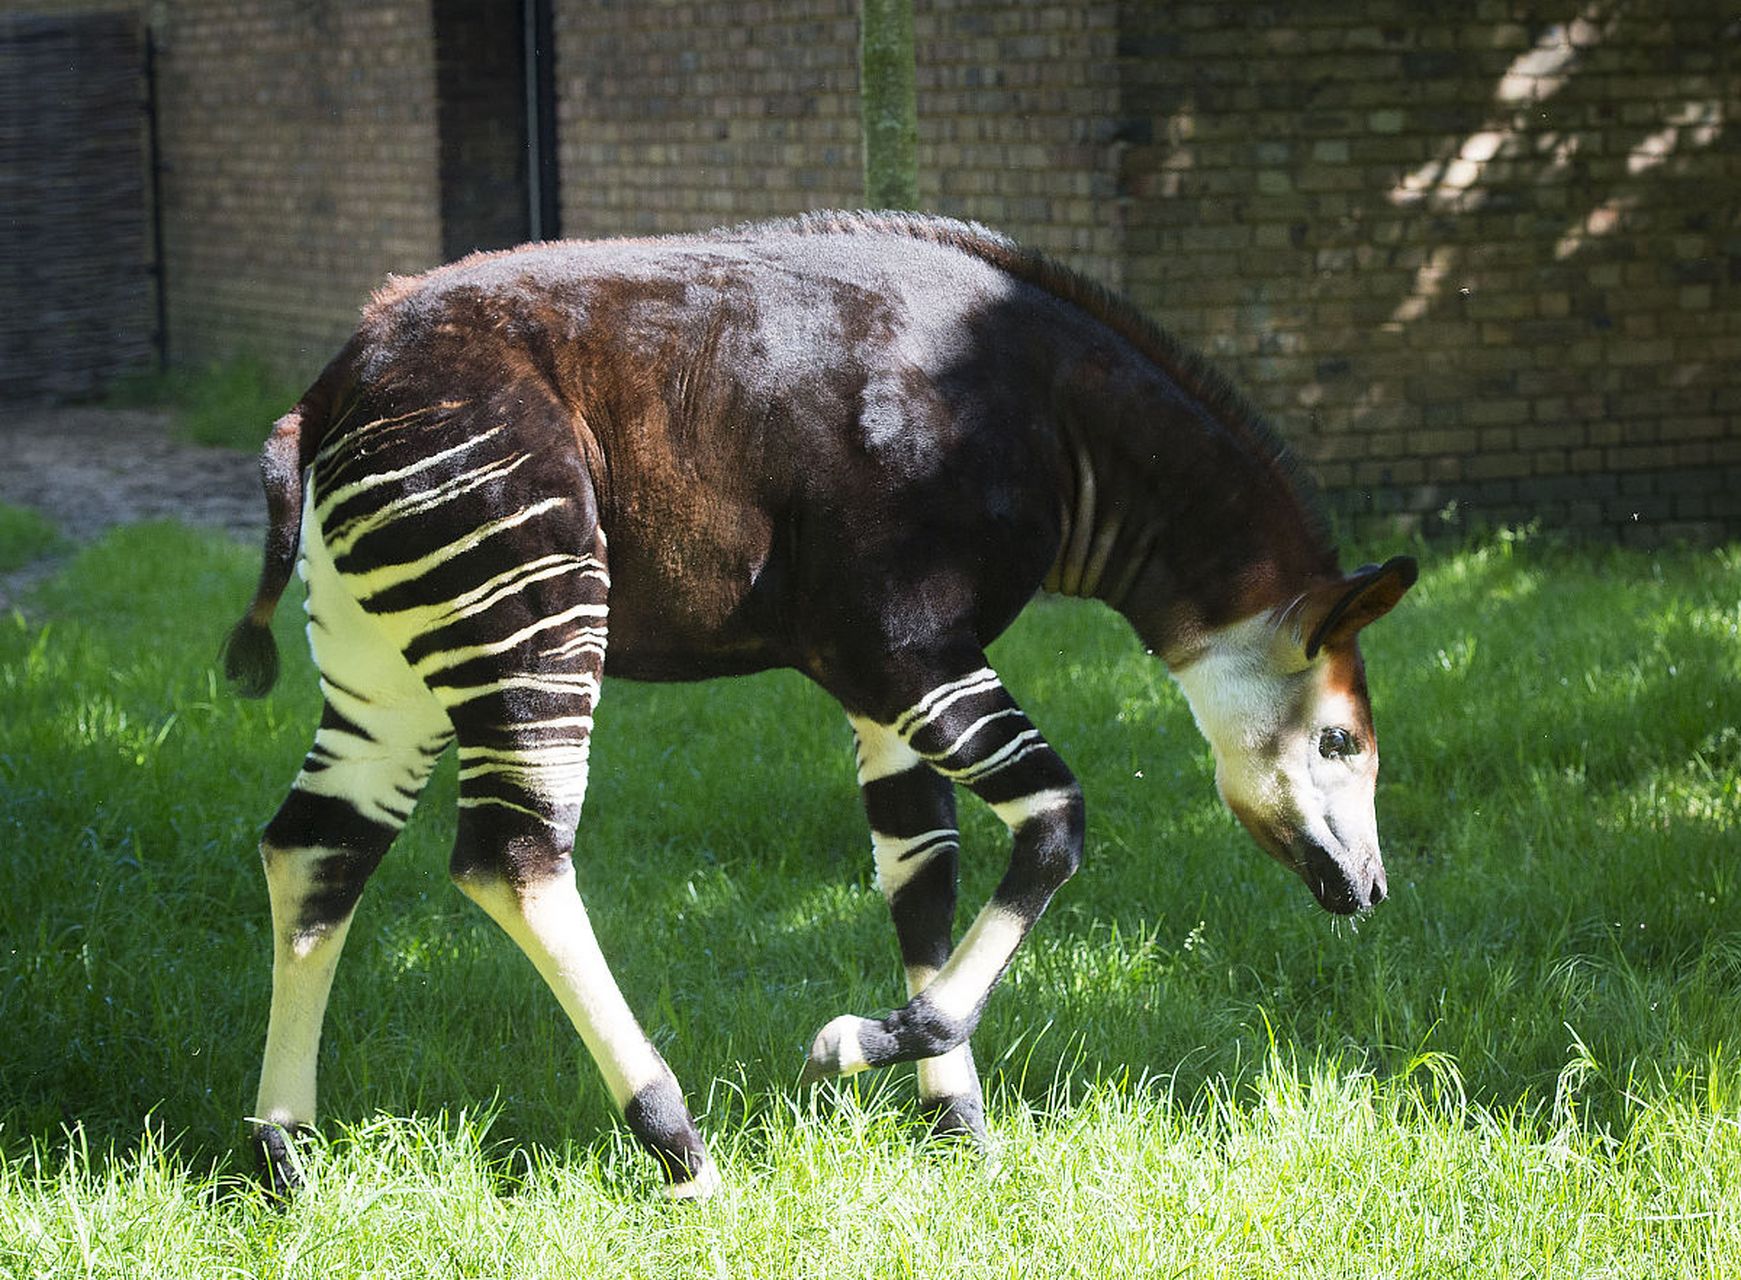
[1117,1,1740,543]
[553,0,1123,284]
[4,0,1736,543]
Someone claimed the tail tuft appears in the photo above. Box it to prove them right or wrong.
[221,615,280,698]
[222,402,311,700]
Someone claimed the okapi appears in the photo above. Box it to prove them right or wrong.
[223,211,1416,1199]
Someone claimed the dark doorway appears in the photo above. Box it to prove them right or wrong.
[433,0,559,262]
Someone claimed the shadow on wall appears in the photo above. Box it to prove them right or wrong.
[1120,2,1738,540]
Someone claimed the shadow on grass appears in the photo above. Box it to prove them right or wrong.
[2,527,1737,1180]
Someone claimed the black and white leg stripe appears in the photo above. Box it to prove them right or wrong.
[851,716,987,1133]
[807,664,1082,1084]
[260,412,717,1197]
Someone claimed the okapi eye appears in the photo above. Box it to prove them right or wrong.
[1318,727,1358,759]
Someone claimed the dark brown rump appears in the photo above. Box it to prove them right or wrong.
[376,240,1067,683]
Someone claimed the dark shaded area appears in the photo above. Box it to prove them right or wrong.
[0,13,155,402]
[434,0,531,261]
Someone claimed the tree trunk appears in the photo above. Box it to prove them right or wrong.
[859,0,917,210]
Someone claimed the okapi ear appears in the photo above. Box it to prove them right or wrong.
[1301,555,1419,659]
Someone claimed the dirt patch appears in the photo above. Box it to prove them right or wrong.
[0,405,264,609]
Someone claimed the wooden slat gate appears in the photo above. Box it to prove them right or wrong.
[0,12,157,404]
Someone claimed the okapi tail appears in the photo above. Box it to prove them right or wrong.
[221,406,313,698]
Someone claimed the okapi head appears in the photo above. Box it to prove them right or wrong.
[1171,557,1418,916]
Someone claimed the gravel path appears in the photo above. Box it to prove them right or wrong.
[0,405,264,608]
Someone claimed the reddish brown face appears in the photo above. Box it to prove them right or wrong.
[1170,558,1415,917]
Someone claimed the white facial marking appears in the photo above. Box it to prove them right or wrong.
[1170,613,1380,873]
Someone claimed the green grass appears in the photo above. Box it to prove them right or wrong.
[106,357,305,451]
[0,504,68,575]
[1,524,1738,1276]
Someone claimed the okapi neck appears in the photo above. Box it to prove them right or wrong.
[1042,361,1334,669]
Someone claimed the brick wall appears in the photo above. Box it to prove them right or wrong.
[435,0,530,262]
[149,0,442,380]
[1118,2,1741,544]
[7,0,1736,541]
[554,0,1124,287]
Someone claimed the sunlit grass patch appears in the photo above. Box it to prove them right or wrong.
[1,524,1738,1274]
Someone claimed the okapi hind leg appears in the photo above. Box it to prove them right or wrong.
[253,695,453,1196]
[806,663,1083,1087]
[423,539,718,1199]
[849,717,987,1142]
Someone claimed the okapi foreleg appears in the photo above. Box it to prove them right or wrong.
[849,717,987,1139]
[806,666,1083,1085]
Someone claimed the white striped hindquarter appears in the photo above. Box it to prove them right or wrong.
[254,406,714,1196]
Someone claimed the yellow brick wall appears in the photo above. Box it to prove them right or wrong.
[1116,2,1740,542]
[6,0,1735,540]
[150,0,443,380]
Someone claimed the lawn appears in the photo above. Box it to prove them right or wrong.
[1,510,1737,1277]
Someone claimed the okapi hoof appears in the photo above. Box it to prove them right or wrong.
[661,1158,722,1203]
[800,1014,878,1084]
[250,1121,312,1201]
[921,1091,989,1146]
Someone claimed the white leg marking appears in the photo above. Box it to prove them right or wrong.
[344,497,571,597]
[255,849,358,1128]
[456,870,666,1107]
[904,965,980,1102]
[326,452,535,555]
[376,554,604,635]
[936,706,1027,762]
[314,424,508,517]
[663,1160,722,1201]
[916,903,1028,1026]
[413,603,610,679]
[940,728,1046,784]
[812,1014,873,1076]
[437,672,602,707]
[300,488,453,728]
[988,786,1078,830]
[254,507,453,1130]
[871,828,957,897]
[849,714,924,784]
[893,669,1003,739]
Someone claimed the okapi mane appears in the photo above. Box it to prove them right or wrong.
[726,209,1333,559]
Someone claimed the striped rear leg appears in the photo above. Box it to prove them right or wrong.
[806,664,1083,1088]
[410,533,717,1199]
[850,718,986,1140]
[253,530,454,1194]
